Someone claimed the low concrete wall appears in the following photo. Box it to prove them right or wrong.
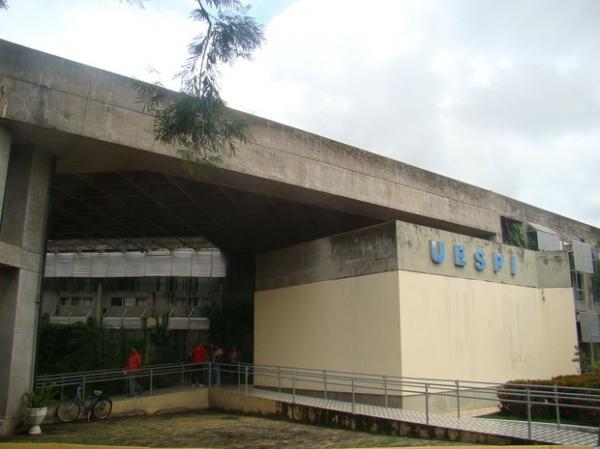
[209,388,278,415]
[111,389,209,417]
[43,388,209,424]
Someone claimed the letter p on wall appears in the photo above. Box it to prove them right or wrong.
[493,251,504,272]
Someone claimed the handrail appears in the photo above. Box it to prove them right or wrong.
[36,360,600,437]
[37,360,600,394]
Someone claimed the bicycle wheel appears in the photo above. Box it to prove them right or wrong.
[91,397,112,420]
[56,399,81,422]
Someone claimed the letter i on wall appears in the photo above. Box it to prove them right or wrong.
[430,240,445,264]
[510,255,517,275]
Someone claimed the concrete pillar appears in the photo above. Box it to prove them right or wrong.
[0,133,54,435]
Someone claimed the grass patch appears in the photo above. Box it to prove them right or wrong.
[1,410,471,448]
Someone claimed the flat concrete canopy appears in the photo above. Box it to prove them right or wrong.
[1,38,599,251]
[49,171,378,252]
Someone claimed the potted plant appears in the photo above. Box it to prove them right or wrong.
[22,384,56,435]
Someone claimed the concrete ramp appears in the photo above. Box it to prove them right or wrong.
[210,387,599,448]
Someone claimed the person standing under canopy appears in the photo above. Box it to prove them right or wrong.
[191,342,207,387]
[126,346,143,396]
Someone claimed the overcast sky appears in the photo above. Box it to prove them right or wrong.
[1,0,599,227]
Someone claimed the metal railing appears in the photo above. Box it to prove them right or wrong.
[37,362,600,438]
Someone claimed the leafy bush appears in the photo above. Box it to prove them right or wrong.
[22,384,57,408]
[497,372,600,426]
[507,221,526,248]
[37,315,145,374]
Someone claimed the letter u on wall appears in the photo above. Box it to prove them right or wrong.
[430,240,445,264]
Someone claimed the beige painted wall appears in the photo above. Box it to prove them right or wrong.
[397,270,579,382]
[255,270,578,388]
[255,271,401,386]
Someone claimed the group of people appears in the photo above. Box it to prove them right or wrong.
[191,342,241,387]
[123,342,242,396]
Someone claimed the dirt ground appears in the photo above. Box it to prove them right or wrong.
[2,410,469,448]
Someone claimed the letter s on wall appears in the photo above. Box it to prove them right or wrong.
[474,248,487,271]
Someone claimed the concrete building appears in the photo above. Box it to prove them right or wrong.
[39,249,226,363]
[1,39,600,432]
[41,249,225,333]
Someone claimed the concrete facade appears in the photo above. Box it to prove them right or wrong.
[1,40,599,246]
[255,221,579,388]
[0,40,599,432]
[0,132,54,434]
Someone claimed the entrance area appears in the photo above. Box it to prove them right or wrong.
[38,170,379,375]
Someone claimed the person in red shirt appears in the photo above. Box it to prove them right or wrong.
[126,346,143,396]
[191,342,207,387]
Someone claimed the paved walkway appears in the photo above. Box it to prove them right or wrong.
[244,386,598,448]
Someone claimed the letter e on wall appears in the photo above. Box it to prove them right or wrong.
[454,244,466,267]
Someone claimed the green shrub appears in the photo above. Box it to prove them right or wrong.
[22,384,57,408]
[497,372,600,426]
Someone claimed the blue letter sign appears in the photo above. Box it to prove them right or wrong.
[474,248,486,271]
[493,251,504,273]
[429,239,517,275]
[454,244,466,267]
[430,240,445,264]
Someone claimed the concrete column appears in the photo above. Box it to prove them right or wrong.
[0,139,54,435]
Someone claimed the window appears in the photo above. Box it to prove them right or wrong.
[158,277,169,292]
[116,278,134,291]
[59,297,69,306]
[500,217,526,248]
[133,277,156,292]
[124,297,136,307]
[526,229,538,250]
[592,256,600,304]
[70,297,81,306]
[188,297,200,307]
[57,278,70,291]
[111,297,123,306]
[43,278,56,291]
[72,278,92,291]
[136,297,147,307]
[569,252,585,302]
[81,297,94,307]
[593,278,600,304]
[175,297,187,306]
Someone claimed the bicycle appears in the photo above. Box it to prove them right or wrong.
[55,384,113,422]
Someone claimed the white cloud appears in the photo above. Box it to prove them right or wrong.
[1,0,599,227]
[221,0,600,227]
[0,0,195,89]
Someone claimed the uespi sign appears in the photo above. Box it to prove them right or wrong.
[430,240,517,275]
